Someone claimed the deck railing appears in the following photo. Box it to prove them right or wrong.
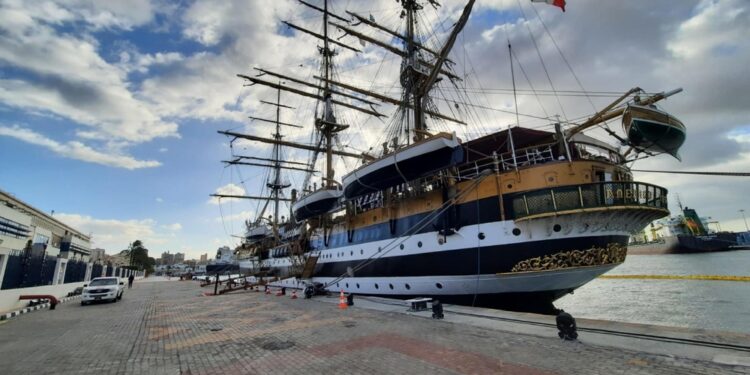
[505,181,668,220]
[457,143,557,180]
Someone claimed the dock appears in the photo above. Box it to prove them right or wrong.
[0,278,747,374]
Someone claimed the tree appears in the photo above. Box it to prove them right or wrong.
[128,240,154,273]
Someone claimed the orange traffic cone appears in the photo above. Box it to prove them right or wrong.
[338,289,348,310]
[291,290,298,299]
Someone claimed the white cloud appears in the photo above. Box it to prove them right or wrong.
[0,0,177,168]
[55,213,168,252]
[158,147,168,153]
[215,210,255,223]
[155,197,164,203]
[162,223,182,231]
[0,125,161,169]
[208,183,246,205]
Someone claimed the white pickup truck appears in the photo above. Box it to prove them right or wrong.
[81,277,124,305]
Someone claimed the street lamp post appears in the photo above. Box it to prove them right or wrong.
[740,209,749,232]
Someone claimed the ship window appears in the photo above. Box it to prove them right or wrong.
[478,232,485,240]
[553,224,562,232]
[399,244,404,250]
[507,184,513,189]
[417,241,422,248]
[346,283,349,288]
[435,283,443,289]
[360,249,363,255]
[378,247,382,252]
[356,283,360,289]
[337,283,339,287]
[350,251,353,256]
[374,283,379,289]
[512,228,521,236]
[405,284,411,290]
[389,283,394,290]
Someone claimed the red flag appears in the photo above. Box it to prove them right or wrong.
[531,0,566,12]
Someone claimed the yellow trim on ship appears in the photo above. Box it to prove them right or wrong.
[599,274,750,282]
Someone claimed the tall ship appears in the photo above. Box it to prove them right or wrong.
[213,0,687,311]
[629,204,736,254]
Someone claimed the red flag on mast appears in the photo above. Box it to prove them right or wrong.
[531,0,566,12]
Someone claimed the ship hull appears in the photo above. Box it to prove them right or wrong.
[257,210,651,311]
[628,234,734,254]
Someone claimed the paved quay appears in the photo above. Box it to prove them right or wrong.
[0,278,747,375]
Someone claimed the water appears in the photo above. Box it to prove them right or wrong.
[556,250,750,333]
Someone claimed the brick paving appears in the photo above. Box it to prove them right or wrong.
[0,279,746,375]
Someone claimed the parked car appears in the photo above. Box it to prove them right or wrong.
[81,277,124,305]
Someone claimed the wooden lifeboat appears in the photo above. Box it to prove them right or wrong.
[623,104,686,160]
[292,187,343,222]
[342,132,464,199]
[245,225,271,240]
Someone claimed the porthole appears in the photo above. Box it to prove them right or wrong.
[512,228,521,236]
[553,224,562,232]
[378,247,382,252]
[405,283,411,290]
[350,251,353,256]
[360,249,364,255]
[374,283,379,289]
[389,283,394,289]
[337,283,340,287]
[478,232,485,240]
[417,241,422,248]
[435,283,443,289]
[356,283,360,289]
[507,184,513,189]
[346,283,349,288]
[400,244,404,250]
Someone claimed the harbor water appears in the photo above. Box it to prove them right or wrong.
[556,250,750,333]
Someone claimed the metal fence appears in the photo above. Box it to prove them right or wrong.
[63,259,88,283]
[92,264,103,279]
[0,251,56,289]
[505,181,668,220]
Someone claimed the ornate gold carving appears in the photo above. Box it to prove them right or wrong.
[511,243,627,272]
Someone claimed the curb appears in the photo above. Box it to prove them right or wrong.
[0,295,81,321]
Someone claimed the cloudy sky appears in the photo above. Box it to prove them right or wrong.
[1,0,748,259]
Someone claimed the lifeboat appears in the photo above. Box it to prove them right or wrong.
[623,104,685,160]
[342,132,464,198]
[245,225,271,240]
[292,187,343,222]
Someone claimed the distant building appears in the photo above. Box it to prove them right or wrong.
[160,251,174,265]
[199,253,208,264]
[174,252,185,264]
[90,248,106,263]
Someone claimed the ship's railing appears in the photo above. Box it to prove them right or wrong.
[506,181,668,220]
[457,143,557,180]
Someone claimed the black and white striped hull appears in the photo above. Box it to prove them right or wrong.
[257,210,647,310]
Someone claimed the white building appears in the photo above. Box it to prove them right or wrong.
[0,188,92,284]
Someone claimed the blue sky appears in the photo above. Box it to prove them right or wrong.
[1,0,749,259]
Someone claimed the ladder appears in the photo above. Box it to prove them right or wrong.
[300,255,319,279]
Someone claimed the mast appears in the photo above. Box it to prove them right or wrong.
[323,0,333,188]
[403,0,424,143]
[273,85,282,229]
